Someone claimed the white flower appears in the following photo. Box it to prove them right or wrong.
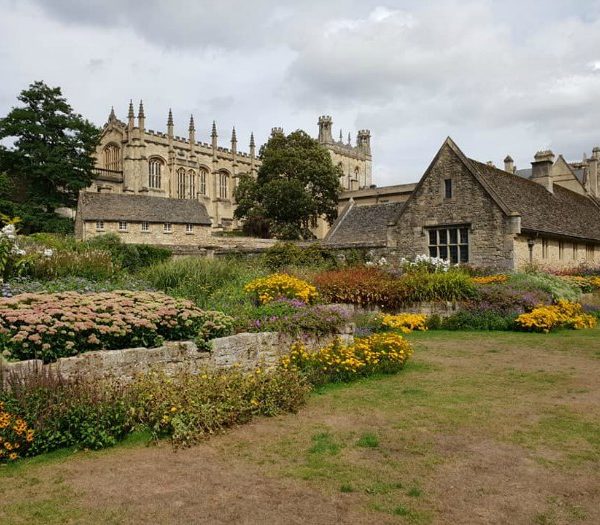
[12,248,26,256]
[43,248,54,257]
[365,261,375,267]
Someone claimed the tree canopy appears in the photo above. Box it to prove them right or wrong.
[0,81,100,232]
[234,130,341,239]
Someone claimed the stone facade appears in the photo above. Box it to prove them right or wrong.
[91,105,372,237]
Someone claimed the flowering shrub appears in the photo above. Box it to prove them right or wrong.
[400,254,451,273]
[281,333,413,385]
[471,274,509,285]
[244,273,318,305]
[128,368,309,447]
[0,400,34,462]
[507,272,580,302]
[516,300,597,333]
[462,284,552,316]
[558,275,600,293]
[244,302,350,337]
[380,313,428,333]
[314,267,475,309]
[195,311,235,350]
[0,291,219,362]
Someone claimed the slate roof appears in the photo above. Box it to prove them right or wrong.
[324,201,405,246]
[78,193,212,225]
[515,167,585,183]
[470,159,600,242]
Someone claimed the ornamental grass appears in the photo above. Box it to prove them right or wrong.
[244,273,318,305]
[516,300,597,333]
[281,333,413,385]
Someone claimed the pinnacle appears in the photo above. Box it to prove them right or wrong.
[167,108,173,127]
[189,114,195,131]
[211,120,217,137]
[138,100,145,118]
[128,100,135,118]
[231,126,237,142]
[250,132,255,148]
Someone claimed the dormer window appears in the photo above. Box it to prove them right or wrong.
[444,179,453,199]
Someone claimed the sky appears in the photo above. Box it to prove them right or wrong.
[1,0,600,185]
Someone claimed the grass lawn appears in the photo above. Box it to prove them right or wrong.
[1,329,599,524]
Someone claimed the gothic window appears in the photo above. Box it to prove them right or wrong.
[428,225,469,263]
[219,172,229,199]
[188,170,196,199]
[177,167,186,199]
[103,144,121,171]
[148,158,163,189]
[199,169,207,195]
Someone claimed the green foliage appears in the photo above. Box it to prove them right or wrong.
[195,311,235,351]
[0,81,100,233]
[508,272,580,302]
[25,250,116,281]
[84,233,172,272]
[234,130,341,239]
[263,242,339,271]
[438,311,518,331]
[2,371,132,455]
[141,256,267,315]
[6,275,153,295]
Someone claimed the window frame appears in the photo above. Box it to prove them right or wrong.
[177,167,186,199]
[427,225,469,264]
[148,158,163,189]
[118,220,128,232]
[163,222,172,233]
[219,172,229,199]
[185,223,194,234]
[444,179,453,199]
[199,169,207,195]
[141,221,150,232]
[95,220,104,231]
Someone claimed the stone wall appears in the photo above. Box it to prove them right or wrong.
[1,329,354,387]
[82,220,212,245]
[390,143,516,269]
[513,234,598,270]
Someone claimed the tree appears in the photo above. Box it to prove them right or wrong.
[234,130,341,239]
[0,81,100,233]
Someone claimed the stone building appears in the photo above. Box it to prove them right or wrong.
[75,192,212,245]
[85,104,372,239]
[326,137,600,270]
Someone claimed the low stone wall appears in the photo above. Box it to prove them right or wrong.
[1,329,354,387]
[339,301,460,317]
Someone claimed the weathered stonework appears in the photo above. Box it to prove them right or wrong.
[390,142,516,269]
[1,329,354,387]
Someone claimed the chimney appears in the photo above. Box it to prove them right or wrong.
[531,150,555,193]
[588,149,599,197]
[504,155,514,173]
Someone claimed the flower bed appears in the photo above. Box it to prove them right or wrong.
[0,400,34,463]
[516,300,597,332]
[244,273,318,305]
[282,333,413,385]
[0,291,218,363]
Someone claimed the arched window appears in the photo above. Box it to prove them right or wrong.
[148,158,163,189]
[199,169,207,195]
[188,170,196,199]
[103,143,121,171]
[177,167,186,198]
[219,172,229,199]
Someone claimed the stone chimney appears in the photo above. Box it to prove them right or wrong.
[587,147,599,197]
[504,155,514,173]
[531,150,555,193]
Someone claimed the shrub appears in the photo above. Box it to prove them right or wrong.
[195,311,235,350]
[128,367,309,447]
[463,283,552,316]
[84,234,171,272]
[0,399,34,462]
[440,311,517,331]
[507,272,580,302]
[263,242,339,271]
[243,302,350,337]
[281,333,413,386]
[0,291,214,362]
[244,273,318,305]
[141,256,266,314]
[24,249,116,280]
[379,313,428,333]
[516,300,597,333]
[2,369,131,455]
[314,267,475,310]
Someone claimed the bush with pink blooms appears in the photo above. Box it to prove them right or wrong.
[0,291,216,363]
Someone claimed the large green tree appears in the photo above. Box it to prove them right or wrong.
[234,130,341,239]
[0,81,100,232]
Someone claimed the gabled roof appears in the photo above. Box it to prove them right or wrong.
[324,200,405,246]
[469,160,600,242]
[78,193,212,225]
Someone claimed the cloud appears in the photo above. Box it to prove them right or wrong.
[2,0,600,186]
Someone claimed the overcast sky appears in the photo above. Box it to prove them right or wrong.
[1,0,600,185]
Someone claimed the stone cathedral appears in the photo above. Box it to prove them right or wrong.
[87,101,372,235]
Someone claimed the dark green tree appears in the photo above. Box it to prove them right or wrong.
[234,130,341,239]
[0,81,100,232]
